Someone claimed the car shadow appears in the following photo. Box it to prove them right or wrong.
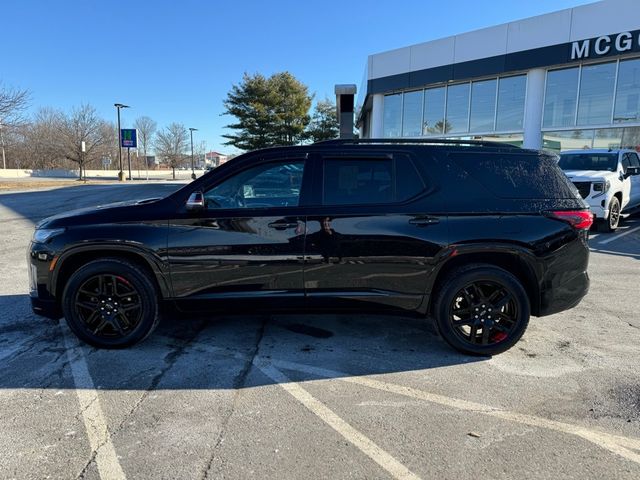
[0,294,485,392]
[589,213,640,261]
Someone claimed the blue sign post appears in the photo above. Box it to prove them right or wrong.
[121,129,137,148]
[121,129,137,179]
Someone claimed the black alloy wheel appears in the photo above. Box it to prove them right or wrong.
[434,265,530,355]
[74,274,143,338]
[62,259,159,348]
[607,197,621,232]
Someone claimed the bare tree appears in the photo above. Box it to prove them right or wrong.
[133,116,157,177]
[0,83,29,168]
[25,108,65,169]
[0,83,29,126]
[155,123,189,179]
[57,104,112,180]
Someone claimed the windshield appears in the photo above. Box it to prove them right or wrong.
[558,153,618,172]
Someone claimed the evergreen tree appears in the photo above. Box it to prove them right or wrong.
[222,72,312,151]
[305,98,339,143]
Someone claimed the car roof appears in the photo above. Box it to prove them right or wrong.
[561,149,631,154]
[243,139,539,157]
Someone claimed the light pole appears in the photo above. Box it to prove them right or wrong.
[189,127,198,180]
[114,103,130,181]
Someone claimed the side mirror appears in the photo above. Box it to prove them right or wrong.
[625,166,640,177]
[186,191,204,211]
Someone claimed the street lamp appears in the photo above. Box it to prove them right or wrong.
[114,103,130,181]
[189,127,198,180]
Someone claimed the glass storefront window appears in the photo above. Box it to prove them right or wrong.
[496,75,526,131]
[614,58,640,124]
[542,130,594,152]
[593,128,623,150]
[544,127,640,152]
[469,79,497,133]
[543,67,579,128]
[446,83,470,133]
[423,87,446,135]
[383,94,402,137]
[476,133,523,147]
[621,126,640,149]
[577,62,616,126]
[401,90,423,137]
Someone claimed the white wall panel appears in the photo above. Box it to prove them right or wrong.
[570,0,640,41]
[369,47,411,80]
[506,9,573,53]
[454,24,508,63]
[409,37,455,71]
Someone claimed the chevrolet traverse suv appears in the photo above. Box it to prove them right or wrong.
[29,139,591,355]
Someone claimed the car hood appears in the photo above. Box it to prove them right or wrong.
[563,170,616,182]
[36,197,167,229]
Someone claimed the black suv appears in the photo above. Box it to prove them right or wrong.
[29,139,591,355]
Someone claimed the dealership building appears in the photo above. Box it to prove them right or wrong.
[357,0,640,151]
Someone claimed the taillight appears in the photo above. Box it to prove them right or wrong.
[547,210,594,230]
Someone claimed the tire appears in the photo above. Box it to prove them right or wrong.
[62,258,160,348]
[433,264,530,356]
[600,196,621,232]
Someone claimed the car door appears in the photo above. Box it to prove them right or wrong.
[620,153,633,210]
[303,150,448,312]
[167,154,310,311]
[626,152,640,207]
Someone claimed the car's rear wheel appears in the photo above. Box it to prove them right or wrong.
[433,265,530,355]
[600,196,620,232]
[62,258,159,348]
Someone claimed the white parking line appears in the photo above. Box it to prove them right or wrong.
[254,359,422,480]
[270,359,640,466]
[62,327,126,480]
[163,336,640,467]
[597,225,640,245]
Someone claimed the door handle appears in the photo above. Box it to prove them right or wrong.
[268,221,298,230]
[409,216,440,226]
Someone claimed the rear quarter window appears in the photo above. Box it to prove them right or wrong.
[449,152,577,199]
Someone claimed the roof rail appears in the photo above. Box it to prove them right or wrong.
[314,138,520,148]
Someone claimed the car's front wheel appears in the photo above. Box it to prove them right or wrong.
[62,258,159,348]
[600,196,621,232]
[433,265,530,355]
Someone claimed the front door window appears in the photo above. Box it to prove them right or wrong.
[204,161,305,209]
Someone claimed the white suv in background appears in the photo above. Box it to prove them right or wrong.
[558,149,640,232]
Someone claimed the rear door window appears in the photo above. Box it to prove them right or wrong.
[449,152,577,199]
[322,155,424,205]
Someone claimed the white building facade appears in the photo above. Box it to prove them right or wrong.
[357,0,640,151]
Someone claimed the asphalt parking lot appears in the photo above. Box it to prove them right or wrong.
[1,183,639,480]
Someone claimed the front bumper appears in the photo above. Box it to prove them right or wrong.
[28,241,63,320]
[30,296,62,320]
[589,204,607,220]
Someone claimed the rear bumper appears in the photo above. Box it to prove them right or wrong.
[539,271,589,316]
[536,231,590,317]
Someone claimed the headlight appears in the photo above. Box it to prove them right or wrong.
[592,180,610,195]
[33,228,65,243]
